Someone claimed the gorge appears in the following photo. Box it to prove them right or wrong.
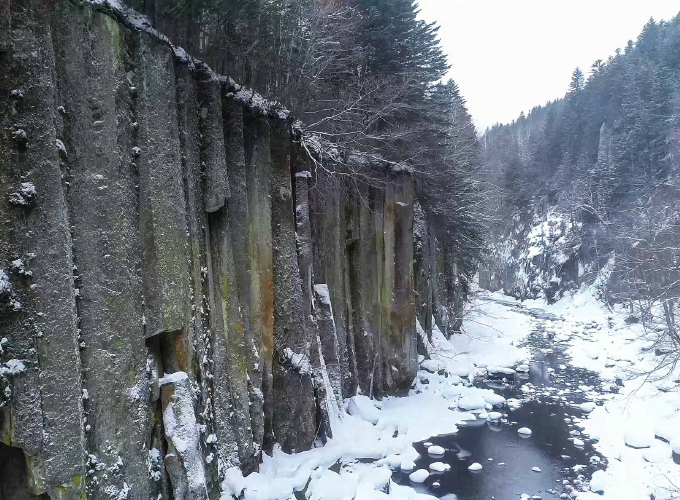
[0,1,465,499]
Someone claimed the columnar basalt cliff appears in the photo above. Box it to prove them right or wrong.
[0,1,465,499]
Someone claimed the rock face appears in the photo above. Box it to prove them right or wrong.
[0,1,466,499]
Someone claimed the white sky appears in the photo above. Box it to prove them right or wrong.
[417,0,680,131]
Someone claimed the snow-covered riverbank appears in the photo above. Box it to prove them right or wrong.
[525,292,680,500]
[221,288,680,500]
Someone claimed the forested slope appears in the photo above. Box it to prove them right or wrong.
[480,15,680,346]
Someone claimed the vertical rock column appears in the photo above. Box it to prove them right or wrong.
[294,153,340,438]
[201,75,255,473]
[269,119,316,452]
[51,5,153,498]
[135,33,190,342]
[384,176,417,391]
[243,112,275,450]
[0,0,86,497]
[309,173,356,397]
[135,33,203,496]
[221,93,265,461]
[174,59,219,491]
[414,201,434,338]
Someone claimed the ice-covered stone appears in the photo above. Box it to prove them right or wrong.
[483,393,506,406]
[427,445,445,455]
[468,463,482,471]
[429,462,451,472]
[409,469,429,483]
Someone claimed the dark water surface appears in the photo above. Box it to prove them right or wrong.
[394,304,609,500]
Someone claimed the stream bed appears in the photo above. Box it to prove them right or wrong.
[394,305,611,500]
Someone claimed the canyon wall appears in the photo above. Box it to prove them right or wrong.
[0,1,463,499]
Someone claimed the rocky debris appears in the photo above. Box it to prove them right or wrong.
[160,372,209,500]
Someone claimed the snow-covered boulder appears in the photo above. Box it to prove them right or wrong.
[624,425,654,449]
[590,469,606,493]
[400,460,416,471]
[517,427,532,436]
[409,469,429,483]
[440,386,464,399]
[579,402,596,413]
[488,411,502,421]
[643,446,670,463]
[429,462,451,472]
[672,438,680,455]
[420,359,444,373]
[347,395,381,425]
[468,463,482,471]
[488,366,516,376]
[457,395,486,411]
[482,393,506,406]
[427,445,445,455]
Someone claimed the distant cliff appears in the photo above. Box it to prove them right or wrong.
[0,1,465,499]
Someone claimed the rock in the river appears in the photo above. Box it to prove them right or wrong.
[483,393,506,406]
[429,462,451,472]
[409,469,429,483]
[400,460,416,471]
[458,395,486,411]
[468,462,483,471]
[427,445,446,455]
[518,427,532,436]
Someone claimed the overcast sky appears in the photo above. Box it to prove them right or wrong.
[417,0,680,131]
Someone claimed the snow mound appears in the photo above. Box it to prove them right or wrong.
[428,462,451,472]
[420,359,444,373]
[579,402,596,413]
[488,366,516,376]
[517,427,532,436]
[624,425,654,449]
[427,445,445,456]
[409,469,429,483]
[467,463,482,471]
[589,469,606,493]
[347,395,380,425]
[457,395,486,411]
[482,393,506,406]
